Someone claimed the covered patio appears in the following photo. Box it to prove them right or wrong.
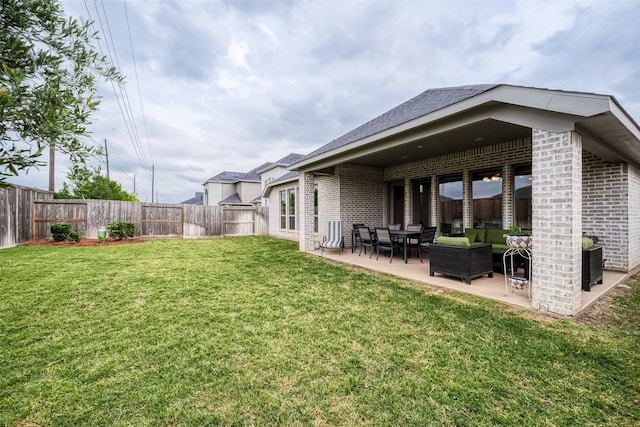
[314,247,627,313]
[285,85,640,316]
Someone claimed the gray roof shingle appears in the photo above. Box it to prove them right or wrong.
[298,84,498,163]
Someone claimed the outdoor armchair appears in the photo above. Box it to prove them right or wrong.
[321,221,343,255]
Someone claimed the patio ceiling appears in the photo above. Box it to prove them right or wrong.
[292,85,640,172]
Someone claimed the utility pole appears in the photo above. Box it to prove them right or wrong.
[49,141,55,192]
[104,138,110,179]
[151,164,154,203]
[133,174,136,195]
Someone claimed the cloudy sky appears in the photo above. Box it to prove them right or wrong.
[12,0,640,203]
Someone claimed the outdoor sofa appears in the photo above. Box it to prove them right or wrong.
[461,228,604,290]
[582,237,603,291]
[429,236,493,284]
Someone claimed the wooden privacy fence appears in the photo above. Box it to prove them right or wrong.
[0,186,269,248]
[0,185,53,248]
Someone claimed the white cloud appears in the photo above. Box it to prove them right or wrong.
[13,0,637,203]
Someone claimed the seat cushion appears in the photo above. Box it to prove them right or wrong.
[437,236,471,247]
[464,229,478,243]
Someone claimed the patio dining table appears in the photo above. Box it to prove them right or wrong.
[390,229,422,263]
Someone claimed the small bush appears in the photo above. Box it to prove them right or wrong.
[68,230,82,243]
[50,224,82,243]
[108,222,135,240]
[51,224,72,242]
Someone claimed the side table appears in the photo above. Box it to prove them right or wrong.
[503,247,532,299]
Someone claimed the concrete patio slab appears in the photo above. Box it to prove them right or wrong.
[311,247,628,315]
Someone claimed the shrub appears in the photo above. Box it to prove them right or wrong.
[68,230,82,243]
[108,222,135,240]
[51,224,71,242]
[50,224,82,243]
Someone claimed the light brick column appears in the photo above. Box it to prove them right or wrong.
[502,164,513,228]
[531,129,582,315]
[404,178,412,226]
[431,178,439,230]
[463,170,472,230]
[299,172,316,252]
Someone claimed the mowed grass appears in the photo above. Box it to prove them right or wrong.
[1,237,639,426]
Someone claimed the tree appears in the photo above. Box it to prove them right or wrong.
[0,0,122,187]
[56,165,138,201]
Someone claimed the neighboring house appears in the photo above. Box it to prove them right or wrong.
[202,163,269,206]
[180,192,204,205]
[266,84,640,316]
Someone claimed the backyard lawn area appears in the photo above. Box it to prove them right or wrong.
[1,236,639,426]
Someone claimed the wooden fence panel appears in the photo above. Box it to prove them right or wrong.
[183,205,223,237]
[2,195,268,247]
[0,186,53,248]
[33,200,88,240]
[141,204,184,237]
[223,207,256,236]
[86,200,141,239]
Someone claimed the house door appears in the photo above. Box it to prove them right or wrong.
[389,183,404,226]
[412,179,430,227]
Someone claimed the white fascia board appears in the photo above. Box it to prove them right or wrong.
[609,98,640,141]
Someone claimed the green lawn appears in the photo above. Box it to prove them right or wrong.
[1,237,639,426]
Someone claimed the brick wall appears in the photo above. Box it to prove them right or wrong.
[267,181,299,242]
[385,138,531,228]
[582,151,628,271]
[338,164,384,247]
[627,163,640,272]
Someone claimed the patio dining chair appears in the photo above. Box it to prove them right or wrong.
[321,221,343,255]
[351,223,365,253]
[416,226,438,263]
[374,227,395,263]
[357,226,376,257]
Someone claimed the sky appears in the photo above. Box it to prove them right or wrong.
[10,0,640,203]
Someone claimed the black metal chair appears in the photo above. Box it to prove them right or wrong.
[416,226,438,263]
[404,224,423,259]
[357,226,376,257]
[374,227,395,263]
[351,223,365,253]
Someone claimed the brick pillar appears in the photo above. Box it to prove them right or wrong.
[431,178,439,230]
[502,164,513,228]
[463,170,472,230]
[531,129,582,315]
[404,177,412,226]
[299,172,316,252]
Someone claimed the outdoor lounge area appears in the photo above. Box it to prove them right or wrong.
[314,242,627,313]
[265,84,640,316]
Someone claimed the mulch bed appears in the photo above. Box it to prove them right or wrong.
[22,238,147,247]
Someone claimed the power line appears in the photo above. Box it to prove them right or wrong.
[81,0,153,180]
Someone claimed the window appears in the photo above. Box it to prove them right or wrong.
[472,169,503,228]
[279,188,297,230]
[280,191,287,229]
[288,189,296,230]
[439,175,463,235]
[514,165,532,229]
[313,186,318,233]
